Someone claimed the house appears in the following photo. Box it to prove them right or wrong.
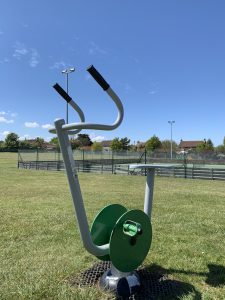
[136,141,146,151]
[179,140,203,152]
[101,140,112,151]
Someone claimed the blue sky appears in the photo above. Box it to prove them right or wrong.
[1,0,225,146]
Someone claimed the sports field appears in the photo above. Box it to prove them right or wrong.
[0,153,225,299]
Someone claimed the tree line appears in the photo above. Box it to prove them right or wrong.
[1,132,225,153]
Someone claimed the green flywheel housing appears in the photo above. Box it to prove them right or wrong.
[109,209,152,272]
[90,204,127,261]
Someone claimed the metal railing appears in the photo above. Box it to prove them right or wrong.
[18,149,225,180]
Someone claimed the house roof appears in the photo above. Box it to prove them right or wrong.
[101,140,112,147]
[179,140,203,148]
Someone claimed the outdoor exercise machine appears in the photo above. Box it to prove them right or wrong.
[49,66,173,297]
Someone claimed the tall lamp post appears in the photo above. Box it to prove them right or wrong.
[62,67,75,123]
[168,120,175,159]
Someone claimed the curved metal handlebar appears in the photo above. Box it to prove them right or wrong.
[53,83,85,135]
[49,65,124,134]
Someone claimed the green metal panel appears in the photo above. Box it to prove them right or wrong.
[109,210,152,272]
[90,204,127,261]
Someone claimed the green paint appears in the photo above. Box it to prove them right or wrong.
[110,210,152,272]
[123,220,142,237]
[90,204,127,261]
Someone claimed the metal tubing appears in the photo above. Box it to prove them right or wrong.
[55,119,109,257]
[49,87,123,134]
[67,99,85,135]
[144,169,155,219]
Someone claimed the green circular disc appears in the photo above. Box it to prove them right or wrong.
[109,210,152,272]
[90,204,127,261]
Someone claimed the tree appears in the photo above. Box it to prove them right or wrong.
[110,137,131,151]
[161,139,178,152]
[196,139,214,152]
[5,133,19,149]
[0,140,5,149]
[215,145,225,153]
[19,140,31,149]
[206,139,214,150]
[145,135,161,152]
[70,138,80,150]
[77,134,92,147]
[110,138,123,151]
[120,137,131,150]
[92,141,103,151]
[34,137,45,148]
[50,137,60,150]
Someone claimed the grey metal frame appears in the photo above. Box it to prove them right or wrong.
[129,164,177,219]
[50,80,124,257]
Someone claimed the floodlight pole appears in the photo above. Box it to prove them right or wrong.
[62,68,75,124]
[168,120,175,159]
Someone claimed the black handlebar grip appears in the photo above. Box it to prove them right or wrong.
[53,83,72,103]
[87,65,110,91]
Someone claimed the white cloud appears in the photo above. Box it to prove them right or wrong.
[13,42,40,68]
[0,58,9,64]
[19,134,30,141]
[85,73,91,80]
[10,112,18,117]
[0,131,10,136]
[42,124,52,129]
[89,41,107,55]
[30,48,40,67]
[92,136,105,142]
[149,90,157,95]
[90,133,105,142]
[0,116,14,124]
[0,111,6,115]
[50,61,67,70]
[13,42,28,60]
[24,122,39,128]
[45,136,52,142]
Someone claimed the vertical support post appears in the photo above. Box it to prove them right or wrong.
[54,119,109,256]
[144,149,147,176]
[112,150,114,174]
[17,150,19,169]
[57,148,60,171]
[36,148,39,170]
[82,149,85,172]
[144,168,155,219]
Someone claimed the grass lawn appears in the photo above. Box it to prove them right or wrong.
[0,153,225,299]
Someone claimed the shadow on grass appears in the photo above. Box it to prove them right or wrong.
[166,263,225,288]
[69,261,225,299]
[134,264,202,300]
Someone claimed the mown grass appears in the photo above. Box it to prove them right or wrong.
[0,153,225,299]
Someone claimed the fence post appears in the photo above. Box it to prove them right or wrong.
[112,150,114,174]
[17,150,20,169]
[83,149,85,172]
[211,168,214,180]
[144,149,147,176]
[184,158,187,179]
[57,148,60,171]
[36,148,39,170]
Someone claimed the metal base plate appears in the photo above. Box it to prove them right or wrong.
[69,261,196,299]
[99,265,141,297]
